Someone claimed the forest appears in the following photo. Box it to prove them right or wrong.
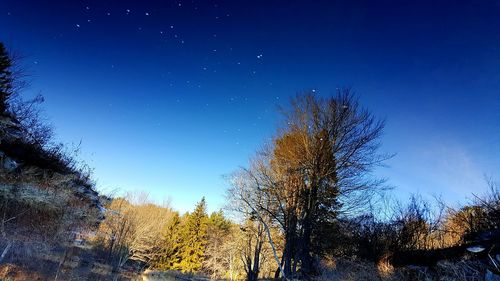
[0,38,499,281]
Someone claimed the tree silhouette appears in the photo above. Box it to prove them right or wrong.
[0,43,14,115]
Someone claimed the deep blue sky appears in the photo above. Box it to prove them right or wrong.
[1,0,499,213]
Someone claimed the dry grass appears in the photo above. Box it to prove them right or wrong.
[433,260,484,281]
[0,263,46,281]
[141,269,210,281]
[314,258,487,281]
[0,158,104,280]
[314,258,385,281]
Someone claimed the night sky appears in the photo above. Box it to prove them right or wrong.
[1,0,499,213]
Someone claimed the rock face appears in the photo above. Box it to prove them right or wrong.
[0,114,104,260]
[0,114,103,211]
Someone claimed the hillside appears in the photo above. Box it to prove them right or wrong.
[0,113,109,279]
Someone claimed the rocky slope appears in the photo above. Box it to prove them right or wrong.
[0,113,106,279]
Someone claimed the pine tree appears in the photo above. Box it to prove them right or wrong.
[174,197,208,273]
[0,42,13,115]
[152,212,183,270]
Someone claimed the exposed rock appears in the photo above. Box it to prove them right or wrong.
[0,113,105,262]
[0,114,104,214]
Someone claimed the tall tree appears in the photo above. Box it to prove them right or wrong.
[230,89,389,279]
[239,218,266,281]
[0,42,53,148]
[278,90,389,278]
[228,165,287,279]
[0,42,14,115]
[152,212,183,270]
[175,197,208,273]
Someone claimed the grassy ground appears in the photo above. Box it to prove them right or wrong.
[314,258,487,281]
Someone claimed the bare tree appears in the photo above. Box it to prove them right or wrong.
[228,89,390,279]
[227,166,286,280]
[0,42,51,147]
[97,193,175,270]
[239,218,265,281]
[8,93,54,147]
[203,211,232,279]
[445,179,500,244]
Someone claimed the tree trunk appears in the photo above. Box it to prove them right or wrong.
[246,271,257,281]
[0,242,11,263]
[252,240,262,281]
[283,222,296,279]
[298,217,314,279]
[297,180,317,280]
[275,254,285,279]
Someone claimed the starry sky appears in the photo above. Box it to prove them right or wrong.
[1,0,499,213]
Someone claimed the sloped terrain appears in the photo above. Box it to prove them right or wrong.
[0,114,108,280]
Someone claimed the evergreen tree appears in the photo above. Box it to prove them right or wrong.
[208,210,231,233]
[174,197,208,273]
[0,42,14,115]
[152,212,183,270]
